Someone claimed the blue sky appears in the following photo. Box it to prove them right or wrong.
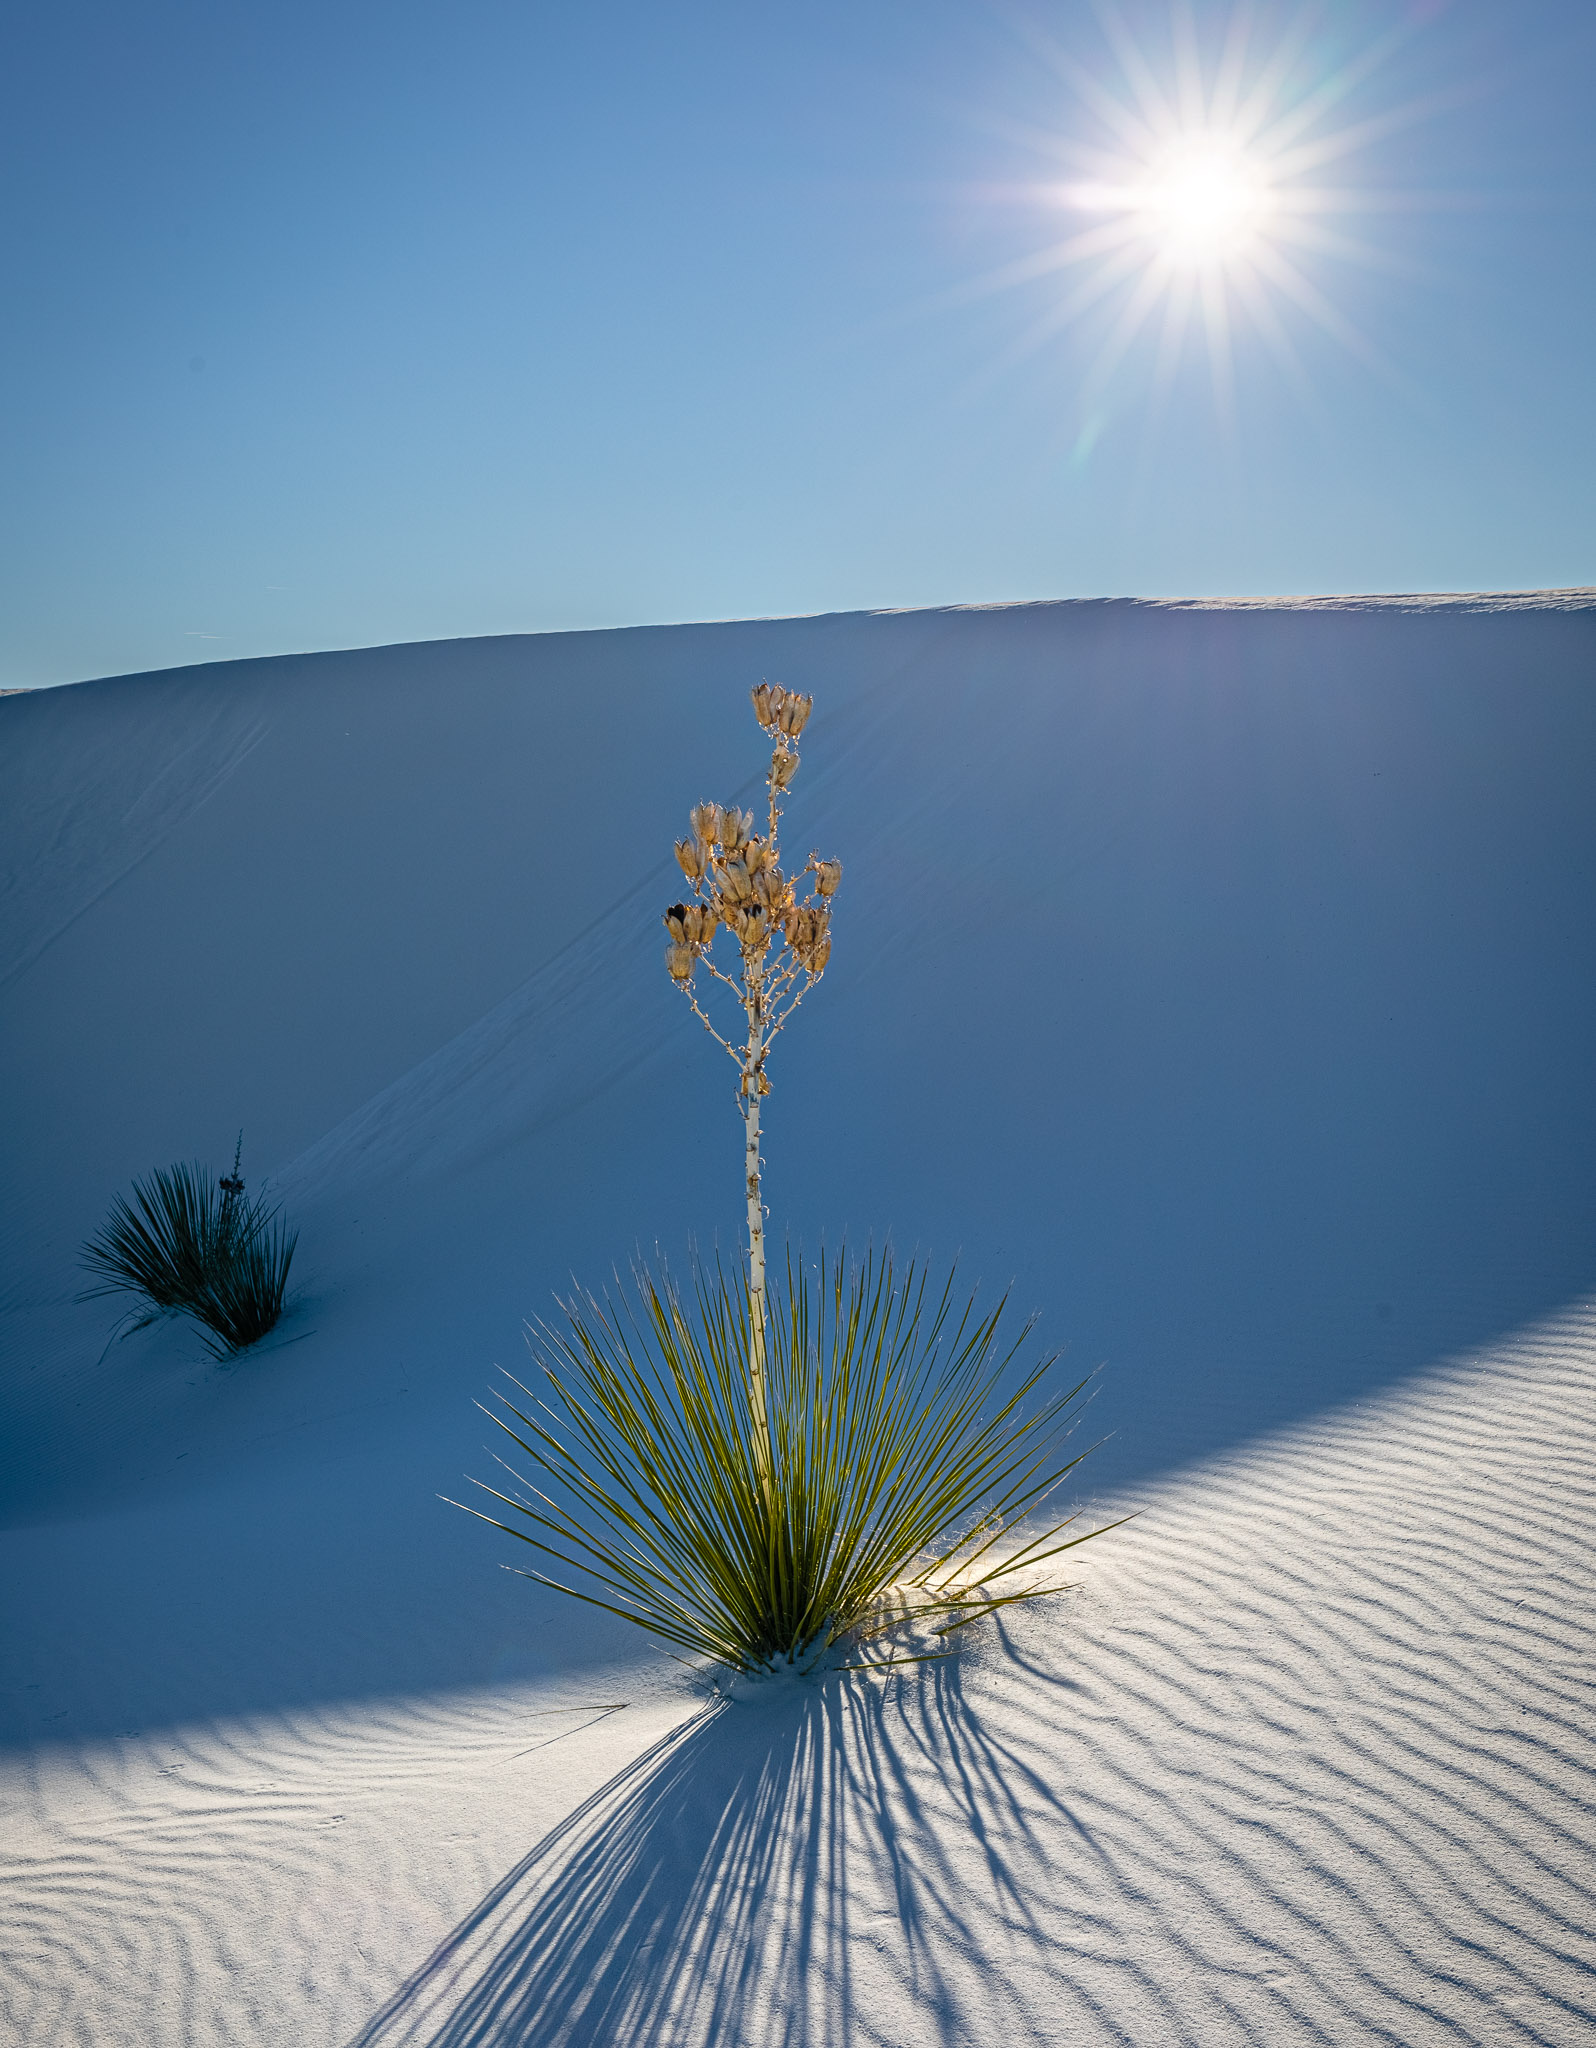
[3,0,1592,687]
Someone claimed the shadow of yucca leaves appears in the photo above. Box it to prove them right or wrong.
[345,1654,1077,2048]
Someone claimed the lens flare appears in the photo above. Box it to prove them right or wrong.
[953,4,1448,417]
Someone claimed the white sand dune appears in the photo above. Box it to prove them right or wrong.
[5,1304,1592,2045]
[2,594,1594,2042]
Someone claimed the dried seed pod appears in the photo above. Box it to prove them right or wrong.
[814,857,842,898]
[719,859,753,904]
[665,943,694,982]
[776,691,812,737]
[683,902,718,945]
[790,901,830,972]
[689,802,723,846]
[770,748,798,791]
[727,903,768,947]
[753,864,786,911]
[741,836,768,875]
[675,836,709,881]
[751,682,780,728]
[663,903,692,945]
[720,807,751,852]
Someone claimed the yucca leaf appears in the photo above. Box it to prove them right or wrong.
[455,1249,1114,1674]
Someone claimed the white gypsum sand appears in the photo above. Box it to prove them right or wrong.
[2,592,1594,2043]
[3,1303,1592,2045]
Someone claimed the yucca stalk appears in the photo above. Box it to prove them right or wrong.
[452,1252,1119,1675]
[662,684,840,1493]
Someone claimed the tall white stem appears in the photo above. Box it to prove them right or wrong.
[743,958,773,1492]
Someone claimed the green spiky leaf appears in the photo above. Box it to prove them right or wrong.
[450,1250,1114,1675]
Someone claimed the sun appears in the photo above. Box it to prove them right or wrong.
[1073,136,1276,265]
[955,4,1442,416]
[1139,142,1274,260]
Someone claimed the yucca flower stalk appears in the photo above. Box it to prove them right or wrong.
[663,683,840,1492]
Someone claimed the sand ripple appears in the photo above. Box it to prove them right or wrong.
[4,1303,1594,2045]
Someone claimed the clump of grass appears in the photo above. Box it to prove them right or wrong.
[79,1136,297,1359]
[453,1251,1119,1675]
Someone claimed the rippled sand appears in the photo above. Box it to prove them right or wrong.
[6,1300,1592,2046]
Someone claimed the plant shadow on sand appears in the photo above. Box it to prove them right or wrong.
[348,1641,1089,2048]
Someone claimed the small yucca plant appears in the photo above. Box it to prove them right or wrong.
[461,682,1117,1674]
[454,1252,1109,1675]
[80,1136,297,1359]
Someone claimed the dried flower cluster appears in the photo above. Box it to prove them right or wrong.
[661,683,840,1089]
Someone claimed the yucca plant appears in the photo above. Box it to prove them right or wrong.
[454,1252,1110,1674]
[79,1136,297,1359]
[460,682,1117,1673]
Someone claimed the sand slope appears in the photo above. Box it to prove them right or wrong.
[2,593,1594,2041]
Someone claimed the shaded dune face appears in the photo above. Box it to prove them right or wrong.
[1,590,1594,1725]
